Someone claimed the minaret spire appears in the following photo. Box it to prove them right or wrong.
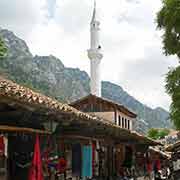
[91,0,96,23]
[88,0,103,97]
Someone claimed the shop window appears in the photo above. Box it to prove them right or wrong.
[83,104,91,112]
[127,120,130,130]
[115,112,117,125]
[122,117,124,128]
[118,115,121,127]
[125,118,127,129]
[91,104,101,112]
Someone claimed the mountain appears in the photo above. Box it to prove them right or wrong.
[102,82,171,129]
[0,28,172,132]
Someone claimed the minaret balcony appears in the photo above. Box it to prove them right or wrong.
[88,49,103,60]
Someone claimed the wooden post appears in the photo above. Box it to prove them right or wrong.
[107,140,114,179]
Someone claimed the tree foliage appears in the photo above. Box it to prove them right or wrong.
[157,0,180,58]
[166,66,180,128]
[157,0,180,129]
[147,128,170,140]
[147,128,159,140]
[0,37,7,58]
[158,128,170,139]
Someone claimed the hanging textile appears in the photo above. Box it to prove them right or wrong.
[57,157,67,174]
[96,141,100,150]
[42,136,51,161]
[72,144,81,177]
[92,143,96,176]
[94,141,99,176]
[4,136,8,157]
[145,151,152,173]
[156,160,161,170]
[28,134,43,180]
[8,134,34,180]
[123,146,133,168]
[98,147,106,177]
[146,163,152,173]
[82,145,92,178]
[153,159,161,173]
[0,136,4,156]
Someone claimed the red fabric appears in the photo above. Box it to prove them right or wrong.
[156,160,161,170]
[57,158,67,173]
[147,163,152,173]
[92,143,95,176]
[29,135,43,180]
[0,136,4,156]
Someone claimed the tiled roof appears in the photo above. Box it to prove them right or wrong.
[70,94,137,118]
[0,76,159,146]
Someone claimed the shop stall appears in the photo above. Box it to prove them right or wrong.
[166,141,180,180]
[0,76,161,180]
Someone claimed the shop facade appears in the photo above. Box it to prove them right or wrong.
[0,77,160,180]
[166,141,180,180]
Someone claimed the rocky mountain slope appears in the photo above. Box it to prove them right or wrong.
[0,28,171,131]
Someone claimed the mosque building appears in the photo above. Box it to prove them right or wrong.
[70,0,137,131]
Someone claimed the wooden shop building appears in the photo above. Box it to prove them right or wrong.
[166,141,180,180]
[0,76,160,180]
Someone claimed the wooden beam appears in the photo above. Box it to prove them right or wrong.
[0,96,37,111]
[59,134,105,142]
[0,103,17,111]
[0,125,51,134]
[0,110,22,116]
[59,133,114,144]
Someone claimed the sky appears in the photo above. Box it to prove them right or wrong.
[0,0,178,110]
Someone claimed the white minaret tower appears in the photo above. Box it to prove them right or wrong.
[88,0,103,97]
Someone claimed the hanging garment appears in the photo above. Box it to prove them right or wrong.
[156,160,161,170]
[177,159,180,170]
[123,146,133,168]
[92,143,96,177]
[72,144,81,177]
[0,136,4,156]
[56,157,67,174]
[96,141,100,150]
[153,159,161,174]
[146,163,153,173]
[82,145,92,178]
[145,151,152,174]
[3,136,8,157]
[28,134,43,180]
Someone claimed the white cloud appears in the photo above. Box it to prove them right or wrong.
[0,0,178,110]
[118,44,178,110]
[54,0,91,33]
[0,0,48,38]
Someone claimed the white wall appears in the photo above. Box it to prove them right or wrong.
[116,110,134,130]
[88,111,135,130]
[88,111,115,123]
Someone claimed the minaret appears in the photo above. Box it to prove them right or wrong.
[88,0,103,97]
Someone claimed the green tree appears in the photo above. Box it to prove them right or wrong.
[157,0,180,58]
[147,128,159,140]
[166,66,180,128]
[0,36,7,58]
[157,0,180,129]
[158,128,170,139]
[147,128,170,140]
